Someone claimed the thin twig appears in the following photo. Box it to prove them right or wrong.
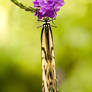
[11,0,36,13]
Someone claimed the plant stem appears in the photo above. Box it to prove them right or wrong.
[11,0,36,13]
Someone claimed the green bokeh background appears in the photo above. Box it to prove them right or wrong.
[0,0,92,92]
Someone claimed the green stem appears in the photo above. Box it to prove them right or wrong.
[11,0,36,13]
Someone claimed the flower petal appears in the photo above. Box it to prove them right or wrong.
[33,0,64,19]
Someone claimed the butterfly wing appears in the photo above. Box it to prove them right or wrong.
[41,23,57,92]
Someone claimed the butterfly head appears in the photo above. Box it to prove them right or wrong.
[43,17,50,23]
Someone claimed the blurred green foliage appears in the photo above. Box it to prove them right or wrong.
[0,0,92,92]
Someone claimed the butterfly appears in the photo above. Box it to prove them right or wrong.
[41,17,58,92]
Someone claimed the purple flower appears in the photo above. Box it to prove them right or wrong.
[33,0,64,19]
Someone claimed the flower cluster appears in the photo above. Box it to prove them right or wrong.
[33,0,64,19]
